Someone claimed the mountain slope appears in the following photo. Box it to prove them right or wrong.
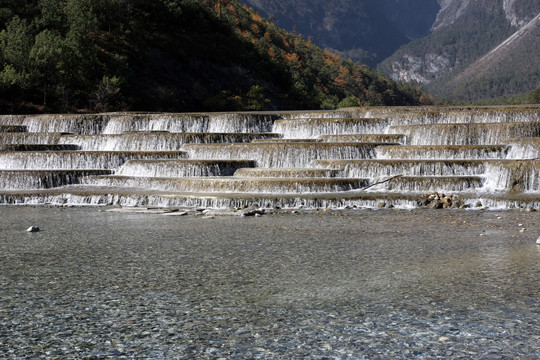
[238,0,440,67]
[445,12,540,100]
[378,0,540,101]
[0,0,426,113]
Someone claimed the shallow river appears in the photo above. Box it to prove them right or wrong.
[1,206,539,359]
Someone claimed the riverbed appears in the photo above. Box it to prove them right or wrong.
[1,206,539,359]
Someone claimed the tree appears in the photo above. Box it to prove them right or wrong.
[0,16,33,88]
[29,29,66,106]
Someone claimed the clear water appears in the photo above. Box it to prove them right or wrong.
[1,207,539,359]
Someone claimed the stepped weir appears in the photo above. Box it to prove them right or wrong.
[1,106,540,209]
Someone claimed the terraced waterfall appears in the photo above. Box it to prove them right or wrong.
[1,106,540,209]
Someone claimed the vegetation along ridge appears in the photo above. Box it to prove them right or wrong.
[0,0,429,114]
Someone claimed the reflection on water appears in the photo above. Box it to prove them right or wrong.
[1,207,539,358]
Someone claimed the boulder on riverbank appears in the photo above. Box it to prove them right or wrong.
[419,193,465,209]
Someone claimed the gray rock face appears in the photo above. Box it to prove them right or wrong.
[432,0,471,31]
[380,0,540,100]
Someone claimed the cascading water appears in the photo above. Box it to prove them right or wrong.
[183,142,383,168]
[2,114,110,134]
[102,114,209,134]
[482,160,540,192]
[58,132,279,151]
[316,160,488,178]
[505,138,540,159]
[387,122,540,145]
[0,170,111,190]
[0,132,64,145]
[0,151,187,170]
[376,145,509,160]
[1,106,539,209]
[273,118,390,139]
[116,160,257,177]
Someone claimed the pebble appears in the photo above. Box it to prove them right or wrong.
[162,211,188,217]
[536,236,540,245]
[3,207,539,359]
[26,226,40,232]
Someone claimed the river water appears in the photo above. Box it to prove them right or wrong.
[1,207,539,359]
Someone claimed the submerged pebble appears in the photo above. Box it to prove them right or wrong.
[2,207,539,359]
[26,226,40,232]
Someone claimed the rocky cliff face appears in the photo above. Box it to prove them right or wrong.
[241,0,540,101]
[432,0,471,31]
[378,0,540,100]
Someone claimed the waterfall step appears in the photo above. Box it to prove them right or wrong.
[273,118,389,138]
[2,114,110,134]
[102,113,279,134]
[505,138,540,159]
[233,168,341,178]
[103,113,208,134]
[58,132,280,151]
[0,132,67,144]
[81,176,370,194]
[0,170,112,190]
[318,134,406,143]
[483,160,540,192]
[1,106,540,210]
[0,144,80,152]
[0,186,435,208]
[0,125,27,132]
[116,159,257,177]
[367,106,540,125]
[3,186,540,209]
[316,159,488,177]
[0,151,188,170]
[381,176,485,192]
[251,139,321,143]
[184,142,392,168]
[275,110,353,120]
[376,145,509,160]
[387,122,540,145]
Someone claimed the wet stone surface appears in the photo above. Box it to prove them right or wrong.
[1,207,539,359]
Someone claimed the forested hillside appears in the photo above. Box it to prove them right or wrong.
[239,0,439,67]
[0,0,426,114]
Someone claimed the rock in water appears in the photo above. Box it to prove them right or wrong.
[26,226,40,232]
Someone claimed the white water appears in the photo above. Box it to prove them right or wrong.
[1,106,540,208]
[383,176,484,193]
[3,114,109,134]
[116,160,256,177]
[184,143,379,168]
[317,160,487,178]
[505,138,540,159]
[482,161,540,192]
[0,151,186,170]
[102,114,208,134]
[0,133,63,144]
[0,170,110,190]
[58,133,276,151]
[368,108,540,125]
[273,118,389,139]
[388,122,540,145]
[82,176,369,194]
[376,145,509,160]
